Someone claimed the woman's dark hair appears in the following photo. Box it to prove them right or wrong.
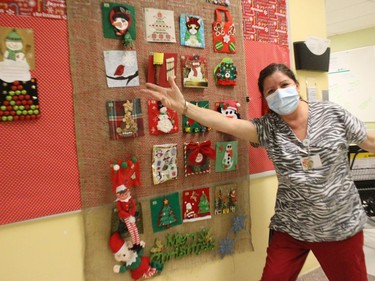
[257,63,299,96]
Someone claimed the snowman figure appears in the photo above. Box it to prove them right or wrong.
[156,106,173,133]
[4,30,25,62]
[222,143,233,170]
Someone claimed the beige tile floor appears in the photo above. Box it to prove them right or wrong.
[297,267,375,281]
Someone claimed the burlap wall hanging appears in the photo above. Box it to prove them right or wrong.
[66,0,253,280]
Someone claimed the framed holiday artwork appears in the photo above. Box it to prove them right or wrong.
[215,141,238,172]
[150,192,182,232]
[182,187,212,222]
[182,100,210,133]
[101,2,136,48]
[144,8,176,43]
[152,144,178,185]
[148,100,178,135]
[181,55,208,88]
[213,183,237,215]
[147,53,177,87]
[215,100,241,119]
[184,140,216,176]
[0,27,40,122]
[106,99,144,139]
[103,50,139,87]
[180,14,205,48]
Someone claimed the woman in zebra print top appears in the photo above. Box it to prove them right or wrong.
[142,63,375,281]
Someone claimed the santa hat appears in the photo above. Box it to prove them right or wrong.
[109,232,127,254]
[110,161,128,193]
[223,100,240,111]
[110,157,141,193]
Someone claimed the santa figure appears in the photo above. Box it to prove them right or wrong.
[109,232,162,280]
[222,143,234,170]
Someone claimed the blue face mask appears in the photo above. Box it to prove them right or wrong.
[265,86,299,115]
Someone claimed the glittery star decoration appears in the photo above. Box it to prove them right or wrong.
[219,234,235,258]
[231,214,246,235]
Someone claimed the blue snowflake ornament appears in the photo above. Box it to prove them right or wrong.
[231,214,246,235]
[219,234,235,258]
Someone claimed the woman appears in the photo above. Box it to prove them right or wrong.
[141,63,375,281]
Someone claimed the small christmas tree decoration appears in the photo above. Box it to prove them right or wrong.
[150,192,182,233]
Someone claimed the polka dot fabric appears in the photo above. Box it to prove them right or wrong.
[0,15,81,225]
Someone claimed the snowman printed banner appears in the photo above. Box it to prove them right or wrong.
[182,187,211,223]
[103,50,139,87]
[152,144,178,185]
[144,8,176,43]
[215,141,238,172]
[150,192,182,232]
[148,99,178,135]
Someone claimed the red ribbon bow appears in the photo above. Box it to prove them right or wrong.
[187,140,216,165]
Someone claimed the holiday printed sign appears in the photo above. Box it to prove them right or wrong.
[180,14,205,48]
[101,2,136,48]
[106,99,144,139]
[214,183,237,215]
[182,100,210,133]
[184,140,216,176]
[152,144,178,185]
[215,141,238,172]
[182,187,211,223]
[144,8,176,43]
[150,192,182,232]
[241,0,288,46]
[148,100,178,135]
[0,0,67,19]
[103,50,139,87]
[181,55,208,88]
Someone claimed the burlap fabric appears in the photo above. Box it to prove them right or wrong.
[66,0,253,280]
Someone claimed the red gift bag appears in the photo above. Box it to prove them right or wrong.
[212,7,236,53]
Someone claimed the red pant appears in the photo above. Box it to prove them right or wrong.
[261,230,368,281]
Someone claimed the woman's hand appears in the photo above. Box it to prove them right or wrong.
[141,76,186,114]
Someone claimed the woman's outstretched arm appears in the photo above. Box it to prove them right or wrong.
[140,76,260,143]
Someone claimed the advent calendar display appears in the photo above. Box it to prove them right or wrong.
[0,79,40,122]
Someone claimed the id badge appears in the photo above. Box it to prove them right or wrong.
[301,154,322,171]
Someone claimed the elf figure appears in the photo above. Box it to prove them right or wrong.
[111,159,142,250]
[156,105,173,133]
[109,5,134,48]
[222,143,233,170]
[109,232,162,281]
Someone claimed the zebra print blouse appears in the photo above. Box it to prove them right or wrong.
[252,101,368,242]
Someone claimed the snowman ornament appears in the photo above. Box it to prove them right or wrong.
[156,106,173,133]
[222,143,234,170]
